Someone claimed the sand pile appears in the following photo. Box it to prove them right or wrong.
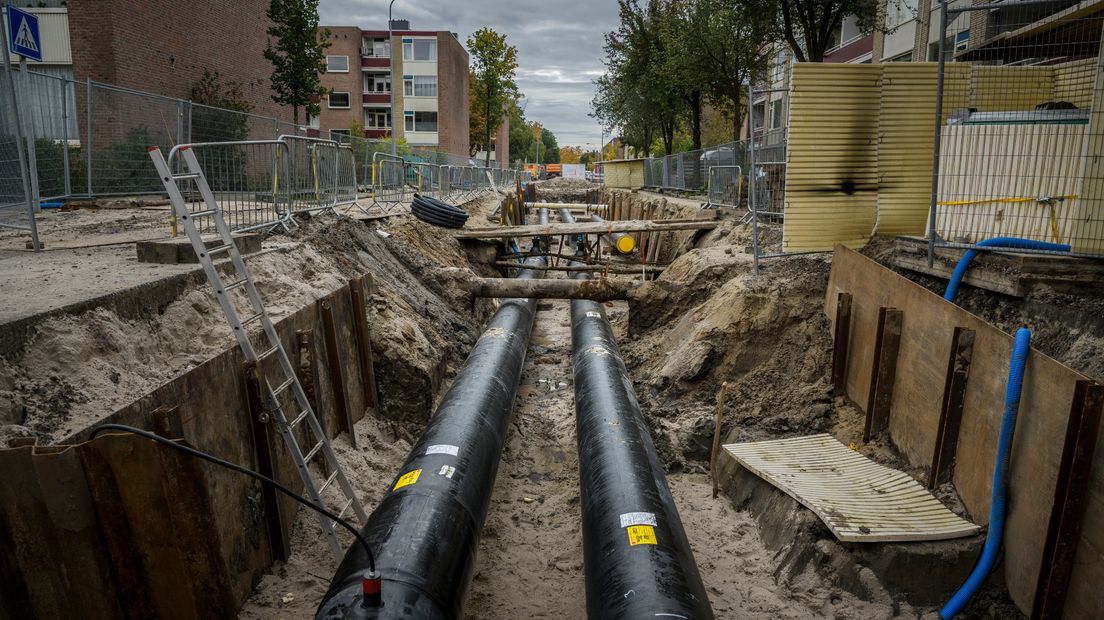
[624,240,834,468]
[0,195,502,446]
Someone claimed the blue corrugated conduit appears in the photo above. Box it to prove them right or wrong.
[939,327,1031,618]
[943,238,1070,302]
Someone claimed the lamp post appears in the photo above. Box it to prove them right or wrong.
[388,0,397,156]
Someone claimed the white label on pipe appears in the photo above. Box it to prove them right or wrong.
[426,444,460,456]
[619,512,657,528]
[586,311,601,318]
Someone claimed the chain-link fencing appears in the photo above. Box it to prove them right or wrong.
[929,2,1104,260]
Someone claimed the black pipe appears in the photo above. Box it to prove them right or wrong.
[570,256,713,618]
[316,254,545,620]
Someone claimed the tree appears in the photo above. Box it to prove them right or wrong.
[540,128,561,164]
[779,0,882,62]
[592,0,685,156]
[560,146,583,164]
[672,0,777,141]
[468,28,520,167]
[263,0,330,124]
[190,69,254,142]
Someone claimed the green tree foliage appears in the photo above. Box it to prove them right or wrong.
[779,0,882,62]
[540,127,561,164]
[190,69,255,143]
[263,0,330,124]
[468,28,520,167]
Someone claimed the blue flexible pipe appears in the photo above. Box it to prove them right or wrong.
[943,238,1070,302]
[940,327,1031,619]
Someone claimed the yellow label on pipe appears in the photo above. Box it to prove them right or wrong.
[393,468,421,490]
[627,525,657,546]
[616,236,636,254]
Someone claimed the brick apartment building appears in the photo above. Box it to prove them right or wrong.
[318,21,505,164]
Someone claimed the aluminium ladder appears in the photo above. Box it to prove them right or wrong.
[148,145,366,564]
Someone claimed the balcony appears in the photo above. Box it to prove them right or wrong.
[362,57,391,69]
[363,93,391,105]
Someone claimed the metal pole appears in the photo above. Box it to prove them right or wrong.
[18,55,41,250]
[388,0,397,157]
[61,76,71,197]
[927,1,948,268]
[748,81,760,276]
[86,76,93,197]
[0,8,38,249]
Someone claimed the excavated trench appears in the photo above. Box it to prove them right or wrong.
[1,185,1038,618]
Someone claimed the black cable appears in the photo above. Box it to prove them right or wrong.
[89,423,375,573]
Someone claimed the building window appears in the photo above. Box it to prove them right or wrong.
[404,111,438,132]
[885,0,918,29]
[363,38,391,58]
[328,92,351,108]
[402,38,437,61]
[366,109,391,129]
[403,76,438,97]
[326,55,349,72]
[330,129,351,136]
[365,75,391,93]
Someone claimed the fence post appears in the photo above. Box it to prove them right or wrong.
[749,81,761,276]
[927,0,949,268]
[86,77,93,197]
[61,77,72,197]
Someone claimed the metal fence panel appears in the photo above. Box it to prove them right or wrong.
[280,135,339,214]
[171,140,292,234]
[930,5,1104,259]
[0,63,38,245]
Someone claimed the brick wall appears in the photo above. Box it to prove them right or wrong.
[68,0,291,122]
[436,32,470,159]
[319,27,363,132]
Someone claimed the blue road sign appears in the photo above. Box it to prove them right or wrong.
[7,5,42,62]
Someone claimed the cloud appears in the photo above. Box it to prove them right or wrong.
[318,0,616,147]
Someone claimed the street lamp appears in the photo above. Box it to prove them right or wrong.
[388,0,397,157]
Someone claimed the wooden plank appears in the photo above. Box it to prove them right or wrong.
[824,245,1102,615]
[831,292,853,396]
[929,328,975,489]
[349,275,379,409]
[454,219,719,239]
[244,362,290,562]
[319,298,356,447]
[723,434,980,542]
[1032,381,1104,620]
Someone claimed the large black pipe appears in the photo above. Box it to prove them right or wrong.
[316,256,545,619]
[568,209,713,618]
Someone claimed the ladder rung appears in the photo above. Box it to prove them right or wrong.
[173,172,202,180]
[335,496,356,520]
[206,243,235,256]
[258,345,280,360]
[273,377,295,395]
[318,470,340,494]
[188,208,218,218]
[242,312,265,326]
[303,440,325,463]
[224,279,249,293]
[290,409,311,427]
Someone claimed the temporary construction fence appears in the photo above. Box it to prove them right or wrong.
[928,2,1104,261]
[0,66,530,244]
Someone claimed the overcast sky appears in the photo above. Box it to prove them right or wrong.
[318,0,617,148]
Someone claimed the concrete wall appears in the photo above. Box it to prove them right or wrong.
[67,0,291,121]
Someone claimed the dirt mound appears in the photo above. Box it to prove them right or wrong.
[624,251,834,468]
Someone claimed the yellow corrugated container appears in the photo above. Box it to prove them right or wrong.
[603,159,646,189]
[783,63,881,252]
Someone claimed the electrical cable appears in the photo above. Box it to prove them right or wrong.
[88,423,376,573]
